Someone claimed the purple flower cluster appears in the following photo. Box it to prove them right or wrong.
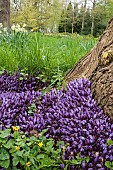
[0,90,41,130]
[0,71,47,92]
[0,77,113,169]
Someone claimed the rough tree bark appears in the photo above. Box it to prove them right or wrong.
[0,0,10,29]
[64,17,113,120]
[81,0,87,32]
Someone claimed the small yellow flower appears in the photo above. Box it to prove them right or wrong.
[32,27,38,32]
[26,162,31,167]
[62,146,66,152]
[15,146,20,151]
[38,142,43,148]
[12,126,19,132]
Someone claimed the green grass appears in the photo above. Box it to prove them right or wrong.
[0,31,97,83]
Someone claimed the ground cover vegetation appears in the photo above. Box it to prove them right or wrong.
[0,0,113,169]
[0,29,113,169]
[0,74,113,169]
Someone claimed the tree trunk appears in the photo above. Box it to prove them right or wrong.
[71,6,74,34]
[0,0,10,29]
[91,0,96,35]
[64,17,113,119]
[71,22,74,34]
[81,0,87,32]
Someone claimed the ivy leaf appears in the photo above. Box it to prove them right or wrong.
[107,139,113,146]
[19,77,24,80]
[0,129,11,138]
[15,150,24,157]
[5,139,15,149]
[36,154,45,159]
[40,129,48,135]
[0,159,10,168]
[13,157,19,166]
[70,159,82,165]
[9,147,16,154]
[105,161,112,168]
[29,157,35,165]
[0,148,10,160]
[38,157,56,169]
[45,140,54,154]
[20,159,25,165]
[83,156,90,163]
[29,136,37,141]
[56,140,64,147]
[12,167,18,170]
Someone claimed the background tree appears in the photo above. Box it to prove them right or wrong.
[11,0,62,32]
[81,0,87,33]
[80,8,92,35]
[11,0,37,28]
[58,0,68,33]
[45,0,62,33]
[59,1,79,34]
[10,0,113,36]
[91,0,96,35]
[0,0,10,29]
[66,2,73,33]
[58,9,67,33]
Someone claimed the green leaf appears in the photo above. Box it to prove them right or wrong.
[0,138,7,144]
[13,157,19,166]
[20,160,25,165]
[64,164,68,170]
[29,157,35,165]
[0,70,4,74]
[26,142,33,146]
[19,77,24,80]
[41,129,47,135]
[31,145,39,155]
[15,150,24,157]
[30,136,37,141]
[105,161,112,168]
[5,139,15,149]
[36,154,45,159]
[84,156,90,163]
[15,140,26,147]
[0,148,10,160]
[23,154,28,162]
[70,159,82,165]
[9,147,16,153]
[31,103,36,108]
[12,167,18,170]
[0,159,10,168]
[107,139,113,146]
[0,129,11,138]
[56,140,64,147]
[46,140,54,148]
[75,153,81,159]
[13,131,20,139]
[28,109,33,114]
[38,157,57,169]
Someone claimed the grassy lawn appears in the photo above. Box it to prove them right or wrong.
[0,32,97,83]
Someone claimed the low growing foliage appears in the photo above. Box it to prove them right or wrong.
[0,128,89,170]
[0,77,113,169]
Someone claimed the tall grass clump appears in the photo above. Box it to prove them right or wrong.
[0,31,97,85]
